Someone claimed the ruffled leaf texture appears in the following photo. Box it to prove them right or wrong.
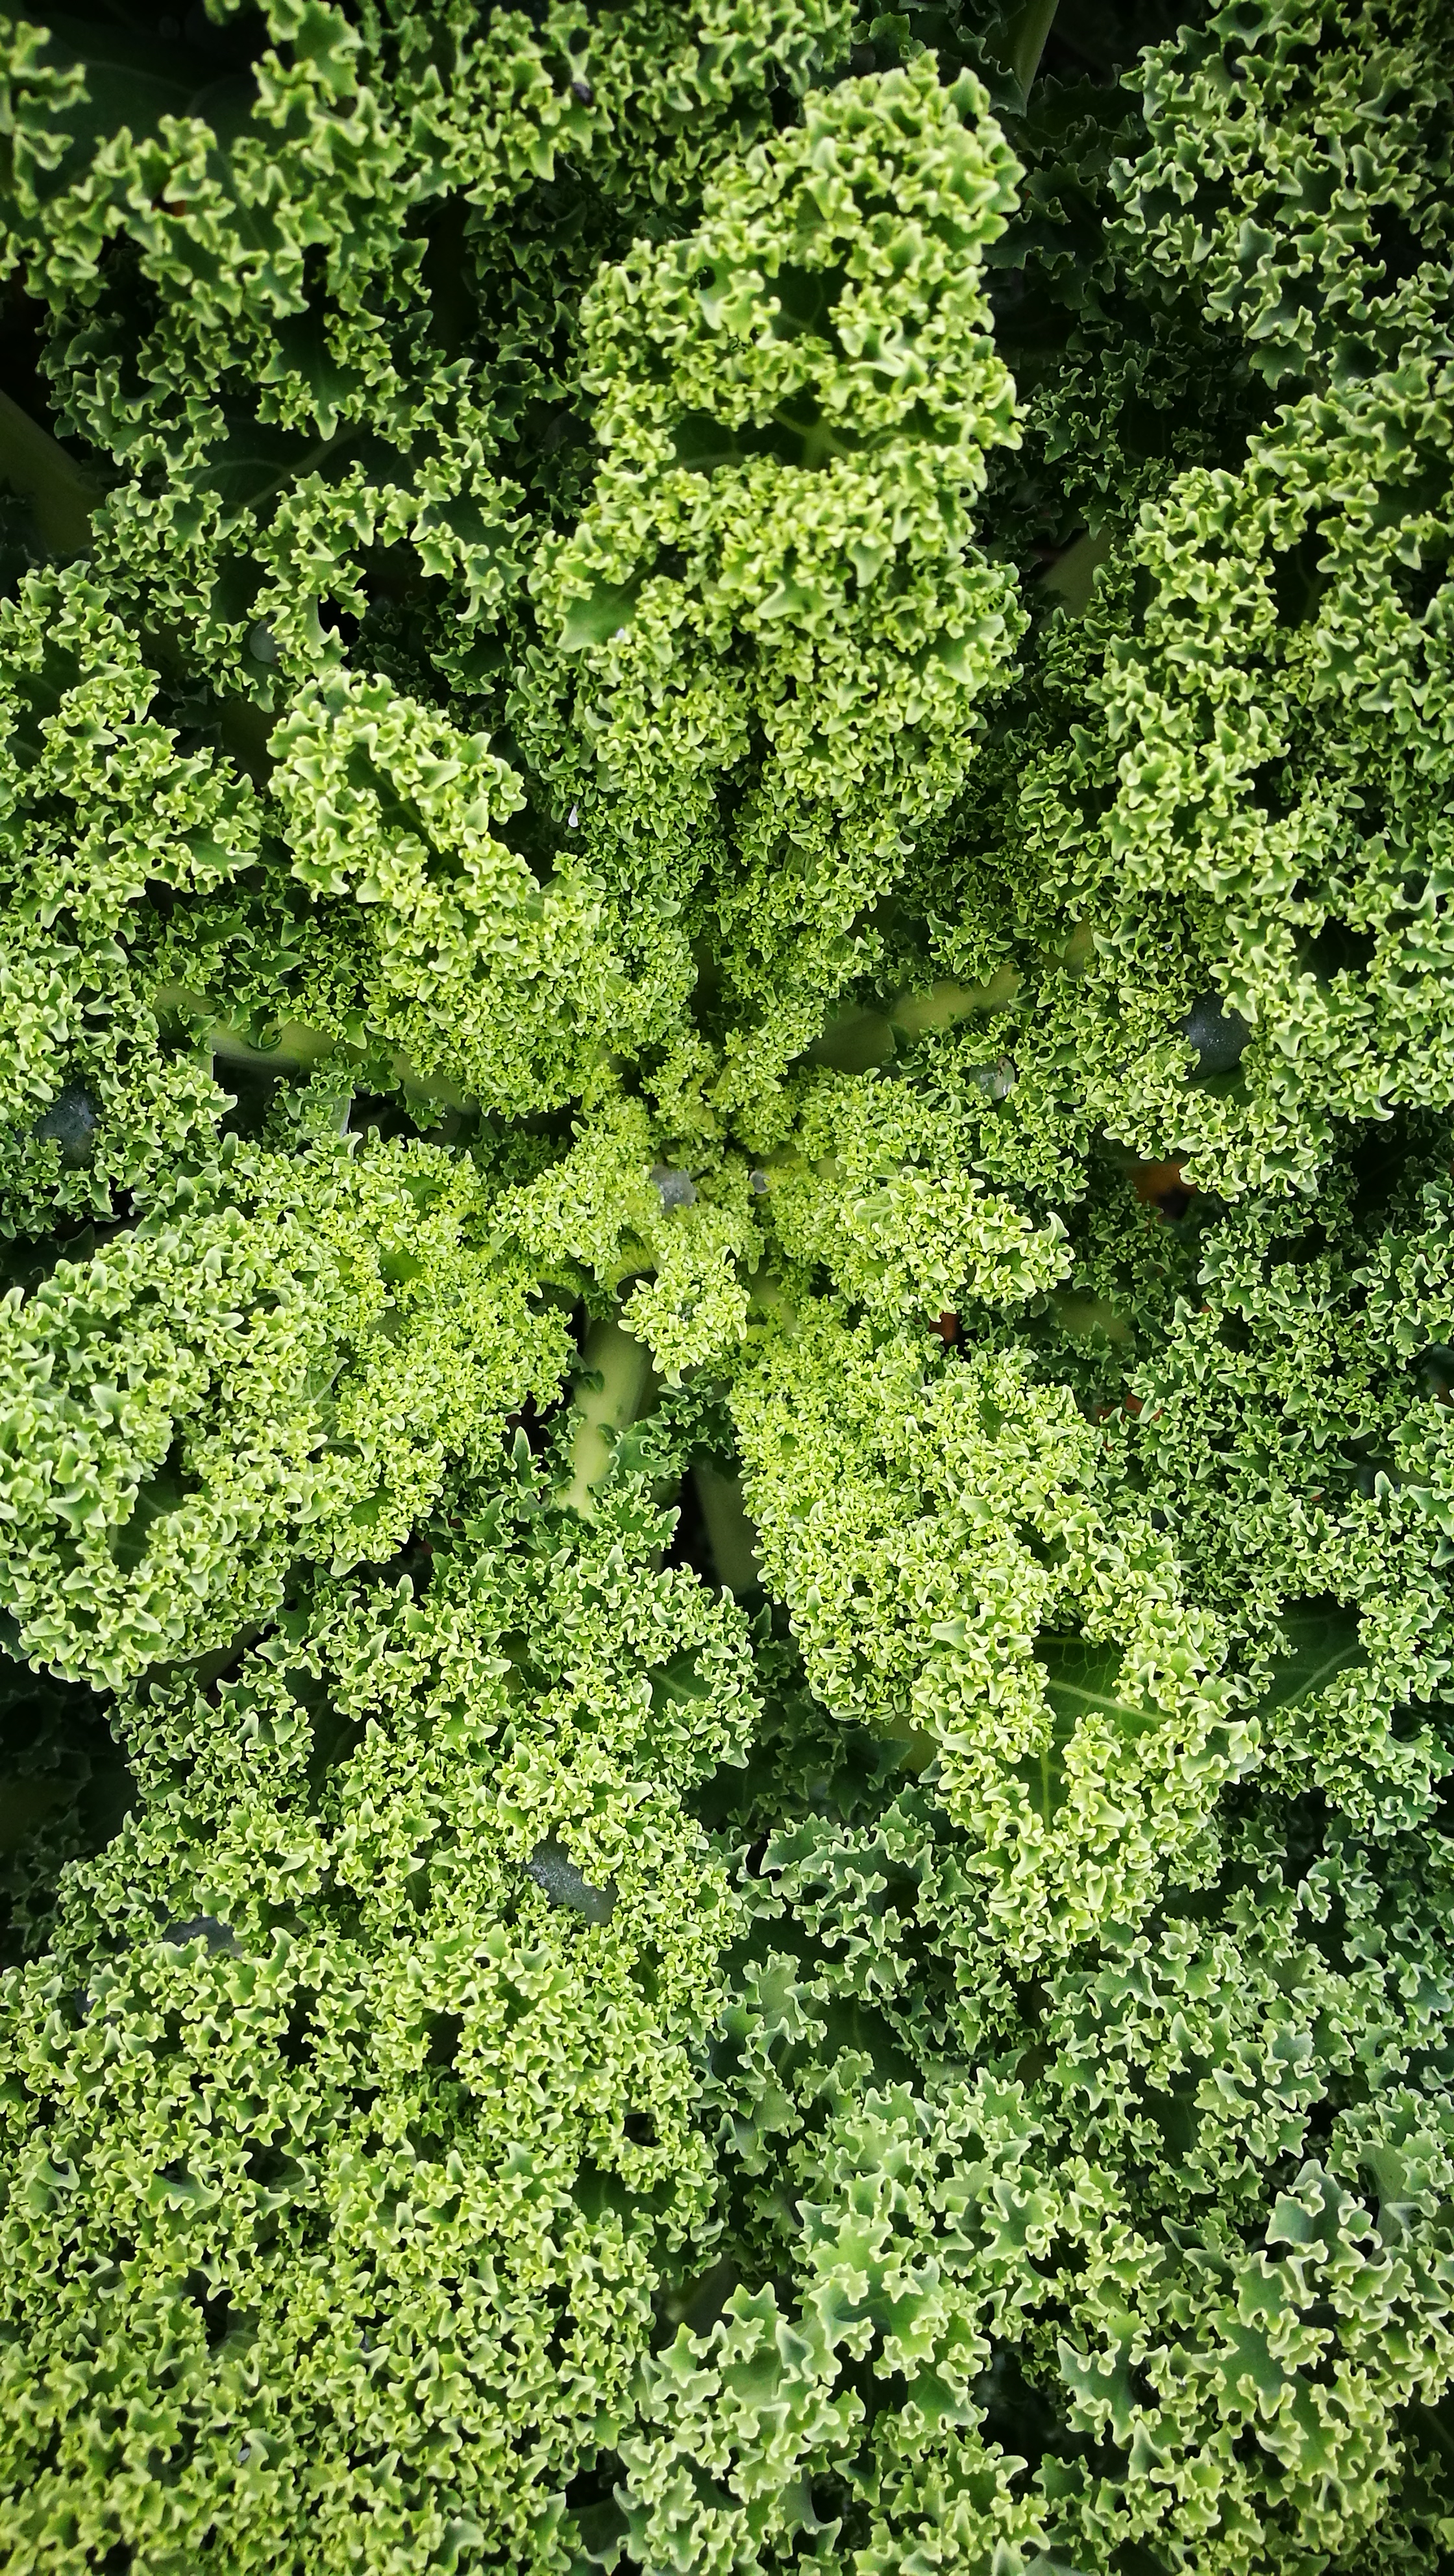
[3,4,1454,2572]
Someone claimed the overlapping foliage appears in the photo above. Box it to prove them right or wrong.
[5,1,1454,2570]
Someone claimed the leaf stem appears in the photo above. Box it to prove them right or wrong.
[0,388,99,558]
[558,1315,657,1516]
[695,1464,761,1594]
[1006,0,1061,96]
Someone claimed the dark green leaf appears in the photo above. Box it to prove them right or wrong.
[1257,1602,1366,1715]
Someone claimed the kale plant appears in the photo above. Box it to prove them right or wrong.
[5,2,1454,2569]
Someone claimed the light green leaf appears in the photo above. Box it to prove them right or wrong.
[559,578,641,651]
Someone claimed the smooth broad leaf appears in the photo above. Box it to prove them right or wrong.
[935,634,991,685]
[997,0,1061,96]
[32,17,198,167]
[558,577,641,651]
[108,1441,201,1573]
[649,1651,712,1718]
[1015,1637,1163,1822]
[1257,1600,1366,1715]
[0,1770,76,1852]
[196,411,349,515]
[265,306,365,443]
[1021,1609,1366,1822]
[526,1835,616,1926]
[1036,1637,1163,1740]
[671,412,754,473]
